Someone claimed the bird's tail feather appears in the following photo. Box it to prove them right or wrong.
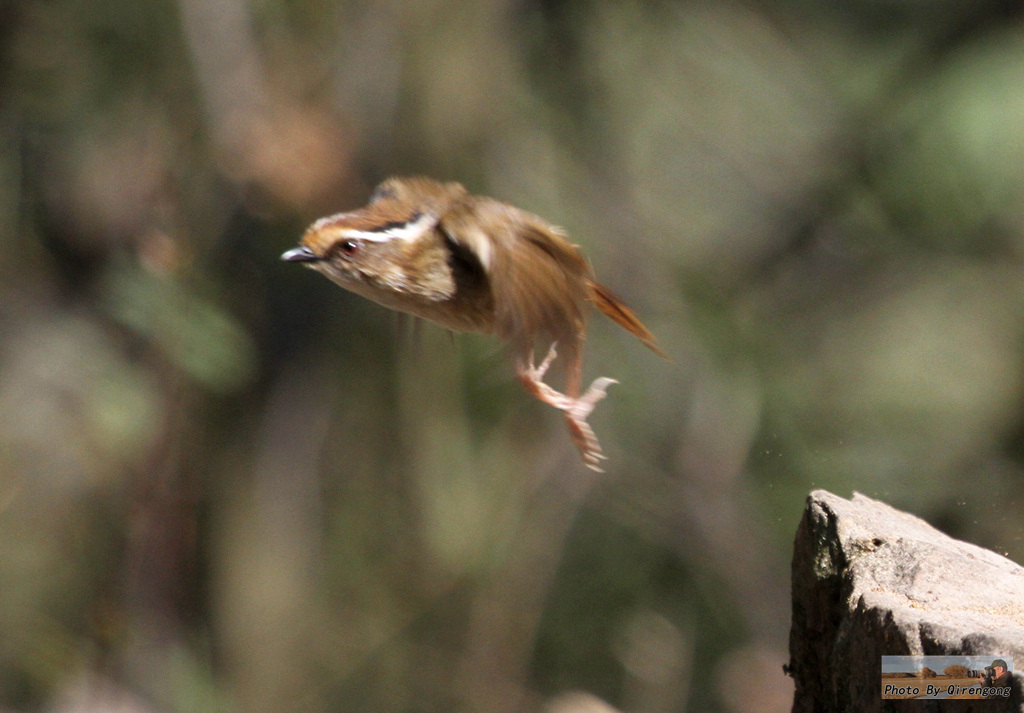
[587,280,667,359]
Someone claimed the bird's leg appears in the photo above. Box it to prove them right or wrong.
[518,343,617,471]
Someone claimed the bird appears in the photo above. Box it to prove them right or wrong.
[282,176,664,470]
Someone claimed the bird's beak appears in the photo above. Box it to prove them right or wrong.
[281,246,320,262]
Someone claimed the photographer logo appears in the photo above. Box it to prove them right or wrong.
[881,656,1013,700]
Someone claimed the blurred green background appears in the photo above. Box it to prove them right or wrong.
[2,0,1024,711]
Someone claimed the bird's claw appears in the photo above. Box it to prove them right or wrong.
[519,344,617,472]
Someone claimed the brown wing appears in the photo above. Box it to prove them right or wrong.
[441,194,666,373]
[440,198,591,360]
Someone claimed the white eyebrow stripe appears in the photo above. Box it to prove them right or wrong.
[344,212,438,243]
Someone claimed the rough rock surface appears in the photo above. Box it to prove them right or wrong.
[789,490,1024,712]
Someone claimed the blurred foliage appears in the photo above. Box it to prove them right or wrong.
[1,0,1024,711]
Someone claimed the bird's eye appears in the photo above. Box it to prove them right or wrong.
[338,239,360,257]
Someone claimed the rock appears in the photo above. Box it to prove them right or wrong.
[789,490,1024,712]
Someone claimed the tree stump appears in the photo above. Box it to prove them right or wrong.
[789,490,1024,712]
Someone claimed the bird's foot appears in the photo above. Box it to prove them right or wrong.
[519,343,617,472]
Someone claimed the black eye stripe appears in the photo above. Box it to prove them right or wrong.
[366,212,422,233]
